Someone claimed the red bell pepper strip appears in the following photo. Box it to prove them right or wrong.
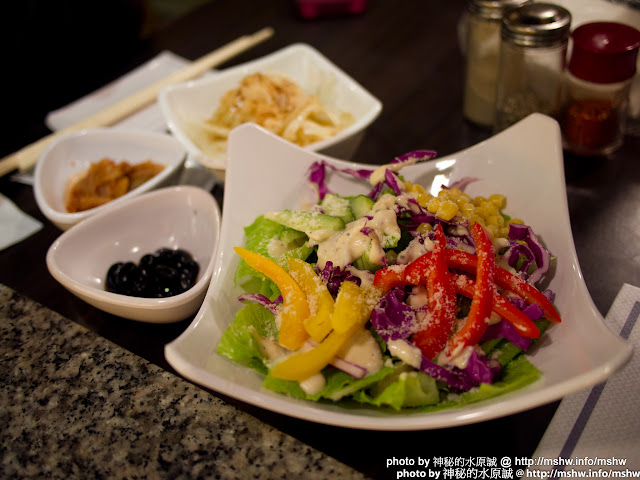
[450,273,539,339]
[444,223,495,359]
[407,224,457,360]
[373,264,406,292]
[445,249,561,323]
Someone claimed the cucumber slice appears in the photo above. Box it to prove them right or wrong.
[270,210,345,238]
[349,195,374,219]
[320,193,355,223]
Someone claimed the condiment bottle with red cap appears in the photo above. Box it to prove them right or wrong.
[562,22,640,156]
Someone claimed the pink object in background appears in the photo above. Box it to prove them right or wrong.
[294,0,367,19]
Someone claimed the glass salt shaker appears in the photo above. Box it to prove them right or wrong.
[493,3,571,132]
[462,0,531,128]
[562,22,640,156]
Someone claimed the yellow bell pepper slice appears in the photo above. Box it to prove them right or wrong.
[287,258,335,342]
[270,281,369,381]
[233,247,309,350]
[331,280,365,334]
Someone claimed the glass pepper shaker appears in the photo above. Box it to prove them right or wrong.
[462,0,531,128]
[493,3,571,132]
[562,22,640,156]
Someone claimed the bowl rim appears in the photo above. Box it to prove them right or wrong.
[158,42,383,170]
[46,185,221,310]
[34,127,187,228]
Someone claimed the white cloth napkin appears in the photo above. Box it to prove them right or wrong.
[0,193,42,251]
[529,283,640,474]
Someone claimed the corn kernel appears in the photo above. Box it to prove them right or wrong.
[436,201,458,221]
[487,215,504,227]
[416,192,430,207]
[427,198,441,214]
[477,202,498,219]
[413,184,427,195]
[488,194,506,210]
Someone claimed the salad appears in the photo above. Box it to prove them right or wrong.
[217,151,561,412]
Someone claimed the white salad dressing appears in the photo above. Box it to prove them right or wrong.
[257,335,288,362]
[299,373,326,395]
[387,339,423,369]
[397,236,435,265]
[345,266,375,289]
[267,237,292,259]
[338,329,383,375]
[316,208,401,270]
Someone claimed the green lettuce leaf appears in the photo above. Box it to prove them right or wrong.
[234,215,313,298]
[263,366,394,402]
[216,303,278,375]
[353,364,441,410]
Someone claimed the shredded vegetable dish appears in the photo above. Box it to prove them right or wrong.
[217,151,561,412]
[192,73,354,156]
[64,158,165,213]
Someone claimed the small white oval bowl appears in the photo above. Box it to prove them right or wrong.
[158,43,382,175]
[46,185,221,323]
[34,128,187,231]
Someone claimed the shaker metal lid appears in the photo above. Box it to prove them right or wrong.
[568,22,640,84]
[501,2,571,47]
[467,0,531,21]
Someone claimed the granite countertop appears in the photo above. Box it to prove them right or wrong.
[0,284,367,479]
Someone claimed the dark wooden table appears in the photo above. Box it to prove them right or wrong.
[2,1,639,478]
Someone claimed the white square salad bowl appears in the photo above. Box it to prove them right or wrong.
[158,43,382,176]
[165,114,632,430]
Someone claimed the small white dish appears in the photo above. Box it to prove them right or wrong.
[165,115,632,430]
[34,128,187,230]
[46,185,221,323]
[158,43,382,175]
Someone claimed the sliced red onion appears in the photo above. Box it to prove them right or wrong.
[324,161,374,181]
[330,357,368,379]
[306,340,367,379]
[446,176,480,192]
[237,293,283,316]
[393,150,437,164]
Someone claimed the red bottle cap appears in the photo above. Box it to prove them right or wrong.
[568,22,640,84]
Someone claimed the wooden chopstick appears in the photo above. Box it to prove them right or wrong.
[0,26,274,178]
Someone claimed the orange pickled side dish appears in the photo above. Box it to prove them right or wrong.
[64,158,165,213]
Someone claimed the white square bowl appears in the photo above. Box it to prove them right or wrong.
[165,115,632,430]
[34,128,187,230]
[158,43,382,175]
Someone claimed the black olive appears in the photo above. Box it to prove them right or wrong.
[105,248,199,299]
[139,254,156,269]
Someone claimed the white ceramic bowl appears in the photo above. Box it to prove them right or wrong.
[165,116,632,430]
[34,128,187,230]
[158,43,382,175]
[46,185,221,323]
